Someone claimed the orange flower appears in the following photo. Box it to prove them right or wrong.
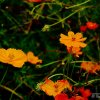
[79,87,92,98]
[54,93,68,100]
[60,31,87,48]
[40,79,72,97]
[81,62,100,73]
[0,48,27,68]
[27,51,42,64]
[67,47,82,57]
[94,63,100,71]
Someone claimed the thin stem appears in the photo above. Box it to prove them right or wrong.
[36,60,61,68]
[70,61,76,78]
[44,64,61,80]
[49,6,89,27]
[0,84,23,99]
[97,36,100,60]
[84,79,100,86]
[74,78,100,86]
[31,2,62,14]
[23,81,40,96]
[48,73,77,84]
[35,13,58,20]
[31,0,91,14]
[65,0,91,9]
[9,82,23,100]
[71,61,93,63]
[0,67,8,84]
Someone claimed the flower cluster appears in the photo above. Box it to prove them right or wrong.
[69,87,92,100]
[80,21,99,32]
[40,79,72,97]
[60,31,87,57]
[81,61,100,74]
[0,48,42,68]
[40,79,92,100]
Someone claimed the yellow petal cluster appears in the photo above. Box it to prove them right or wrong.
[40,79,72,97]
[60,31,87,57]
[60,31,87,48]
[27,51,42,64]
[0,48,42,68]
[0,48,27,68]
[81,62,100,73]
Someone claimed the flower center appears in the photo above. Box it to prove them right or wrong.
[72,37,76,41]
[54,84,59,92]
[54,84,58,88]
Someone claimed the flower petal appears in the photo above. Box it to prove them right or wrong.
[68,31,74,37]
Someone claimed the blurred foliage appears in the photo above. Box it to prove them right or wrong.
[0,0,100,99]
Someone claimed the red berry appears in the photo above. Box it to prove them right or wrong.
[80,25,87,32]
[86,21,98,30]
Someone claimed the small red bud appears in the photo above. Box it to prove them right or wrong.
[80,25,87,32]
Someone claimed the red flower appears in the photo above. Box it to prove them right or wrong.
[27,0,42,2]
[86,21,98,30]
[69,96,88,100]
[79,87,92,98]
[80,25,87,32]
[55,93,68,100]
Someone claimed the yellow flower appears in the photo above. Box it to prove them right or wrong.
[27,51,42,64]
[40,79,72,97]
[67,47,83,57]
[60,31,87,48]
[0,48,27,68]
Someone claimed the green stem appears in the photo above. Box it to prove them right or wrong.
[9,82,23,100]
[70,61,93,63]
[0,84,23,99]
[70,61,76,78]
[30,2,62,14]
[44,64,61,80]
[97,36,100,60]
[31,0,91,14]
[23,81,40,96]
[74,79,100,86]
[65,0,91,9]
[48,73,77,84]
[36,60,61,68]
[86,79,100,85]
[49,6,89,27]
[36,13,58,20]
[0,67,8,84]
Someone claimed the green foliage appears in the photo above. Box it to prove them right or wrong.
[0,0,100,99]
